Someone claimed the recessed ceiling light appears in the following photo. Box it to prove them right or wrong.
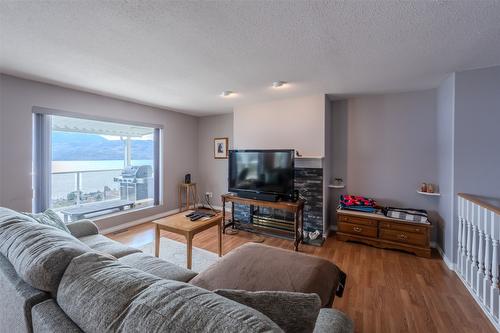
[220,90,234,97]
[272,81,287,88]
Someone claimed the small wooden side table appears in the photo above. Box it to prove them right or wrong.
[178,183,197,212]
[153,211,222,269]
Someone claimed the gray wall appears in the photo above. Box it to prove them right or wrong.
[329,100,349,227]
[454,66,500,205]
[0,78,4,206]
[196,113,233,207]
[434,65,500,264]
[330,90,439,240]
[323,96,332,233]
[450,65,500,262]
[437,74,455,261]
[0,74,199,230]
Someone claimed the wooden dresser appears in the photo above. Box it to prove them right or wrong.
[336,209,431,257]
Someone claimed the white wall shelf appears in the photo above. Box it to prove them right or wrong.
[328,185,346,189]
[417,190,440,196]
[295,156,324,168]
[295,156,324,159]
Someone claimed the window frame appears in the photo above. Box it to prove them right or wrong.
[32,106,163,216]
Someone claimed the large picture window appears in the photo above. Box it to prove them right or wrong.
[33,111,161,221]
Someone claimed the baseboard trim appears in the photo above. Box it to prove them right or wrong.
[100,208,180,235]
[430,242,455,271]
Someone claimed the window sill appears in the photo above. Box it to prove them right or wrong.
[91,204,159,222]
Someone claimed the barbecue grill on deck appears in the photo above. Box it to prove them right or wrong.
[113,165,153,202]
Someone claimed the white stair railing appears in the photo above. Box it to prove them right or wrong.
[457,193,500,330]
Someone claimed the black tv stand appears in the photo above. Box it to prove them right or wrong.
[221,194,305,251]
[237,191,279,202]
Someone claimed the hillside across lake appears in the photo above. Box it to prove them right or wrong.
[52,131,153,161]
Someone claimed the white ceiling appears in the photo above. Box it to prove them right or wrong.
[1,1,500,116]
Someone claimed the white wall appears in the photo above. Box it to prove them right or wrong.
[0,74,198,230]
[437,74,455,262]
[197,113,233,207]
[233,95,326,156]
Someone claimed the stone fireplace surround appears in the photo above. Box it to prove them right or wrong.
[232,166,324,245]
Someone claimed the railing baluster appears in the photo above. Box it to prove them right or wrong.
[457,194,500,330]
[491,212,499,318]
[458,196,464,275]
[461,200,467,277]
[466,200,473,284]
[477,205,485,297]
[462,198,468,276]
[472,203,478,290]
[491,239,499,315]
[485,223,492,309]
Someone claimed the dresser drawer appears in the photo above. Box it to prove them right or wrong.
[338,222,377,238]
[379,221,427,234]
[379,228,427,247]
[338,215,377,227]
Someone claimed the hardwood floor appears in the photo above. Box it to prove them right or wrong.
[108,222,495,333]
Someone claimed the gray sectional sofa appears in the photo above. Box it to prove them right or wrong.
[0,207,353,333]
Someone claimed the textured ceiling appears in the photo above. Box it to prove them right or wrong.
[1,1,500,115]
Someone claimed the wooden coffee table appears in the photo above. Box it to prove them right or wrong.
[153,211,223,269]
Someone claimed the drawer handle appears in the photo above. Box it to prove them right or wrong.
[398,234,408,240]
[353,226,363,233]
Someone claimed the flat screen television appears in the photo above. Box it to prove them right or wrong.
[228,149,294,201]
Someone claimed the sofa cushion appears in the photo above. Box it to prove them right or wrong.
[313,308,354,333]
[190,243,340,307]
[78,234,141,258]
[32,299,82,333]
[66,219,99,238]
[215,289,321,333]
[119,252,197,282]
[0,208,92,293]
[23,209,70,233]
[57,252,283,333]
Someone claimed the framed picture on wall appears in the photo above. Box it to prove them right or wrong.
[214,137,229,159]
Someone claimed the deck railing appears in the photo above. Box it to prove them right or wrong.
[51,168,122,206]
[457,193,500,330]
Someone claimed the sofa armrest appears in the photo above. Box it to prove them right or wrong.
[313,308,353,333]
[0,254,50,332]
[66,219,99,238]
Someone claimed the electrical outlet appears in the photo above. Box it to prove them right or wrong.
[205,192,213,198]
